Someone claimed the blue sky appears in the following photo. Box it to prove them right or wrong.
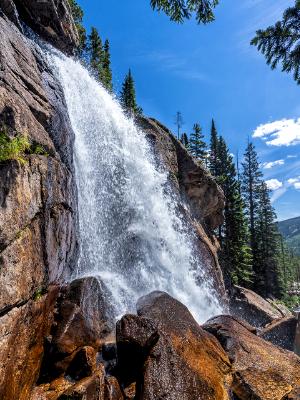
[78,0,300,221]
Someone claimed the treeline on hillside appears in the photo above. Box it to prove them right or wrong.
[180,121,300,304]
[68,0,142,116]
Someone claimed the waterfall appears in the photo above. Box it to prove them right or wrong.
[49,51,222,323]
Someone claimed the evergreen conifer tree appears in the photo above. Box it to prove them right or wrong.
[216,137,253,287]
[120,69,142,116]
[102,40,113,92]
[241,142,263,280]
[180,133,189,148]
[189,123,207,161]
[88,27,104,82]
[256,182,284,297]
[209,119,220,176]
[68,0,86,55]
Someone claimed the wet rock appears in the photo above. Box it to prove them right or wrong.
[0,0,79,54]
[230,285,284,327]
[0,287,59,400]
[58,365,105,400]
[38,277,114,382]
[117,291,232,400]
[53,277,114,355]
[259,316,298,351]
[66,346,97,381]
[203,315,300,400]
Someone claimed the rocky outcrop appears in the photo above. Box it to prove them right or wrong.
[0,0,78,54]
[117,292,232,400]
[259,316,298,351]
[0,2,78,399]
[38,277,114,382]
[137,117,226,299]
[203,315,300,400]
[230,285,287,327]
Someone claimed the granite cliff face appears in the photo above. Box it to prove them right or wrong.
[0,1,78,398]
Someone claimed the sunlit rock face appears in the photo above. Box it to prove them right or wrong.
[0,1,78,398]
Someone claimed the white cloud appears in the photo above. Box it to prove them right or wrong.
[287,155,297,158]
[253,118,300,146]
[287,176,300,190]
[266,178,283,191]
[294,182,300,190]
[262,159,284,169]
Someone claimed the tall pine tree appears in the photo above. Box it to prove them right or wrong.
[209,119,220,176]
[216,137,253,288]
[102,40,113,92]
[256,182,284,297]
[88,27,104,81]
[189,123,207,162]
[120,69,142,116]
[180,133,189,148]
[241,142,263,280]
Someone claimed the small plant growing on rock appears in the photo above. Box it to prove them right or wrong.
[0,130,30,164]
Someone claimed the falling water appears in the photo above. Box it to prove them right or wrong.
[49,51,222,322]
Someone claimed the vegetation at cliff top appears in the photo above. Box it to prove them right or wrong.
[120,69,143,116]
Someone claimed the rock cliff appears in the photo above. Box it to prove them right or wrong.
[0,1,78,398]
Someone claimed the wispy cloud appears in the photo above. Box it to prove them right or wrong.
[266,178,283,191]
[287,154,297,158]
[262,159,285,169]
[253,118,300,146]
[135,50,208,82]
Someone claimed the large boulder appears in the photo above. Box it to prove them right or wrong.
[203,315,300,400]
[259,316,298,351]
[39,277,114,381]
[117,291,232,400]
[230,285,286,327]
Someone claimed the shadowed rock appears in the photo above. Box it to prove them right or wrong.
[203,315,300,400]
[259,316,298,351]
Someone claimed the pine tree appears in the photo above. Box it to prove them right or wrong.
[150,0,219,24]
[189,123,207,161]
[217,137,253,287]
[120,69,142,116]
[251,1,300,84]
[68,0,86,55]
[102,40,113,92]
[180,133,189,148]
[256,182,284,297]
[209,119,219,177]
[88,27,104,82]
[241,142,263,278]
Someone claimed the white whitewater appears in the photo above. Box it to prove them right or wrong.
[49,52,222,322]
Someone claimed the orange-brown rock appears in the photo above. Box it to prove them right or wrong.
[203,315,300,400]
[117,291,232,400]
[0,286,59,400]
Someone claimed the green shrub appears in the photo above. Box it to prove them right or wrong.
[31,143,48,156]
[0,130,30,164]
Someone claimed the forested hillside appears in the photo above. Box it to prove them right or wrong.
[279,216,300,256]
